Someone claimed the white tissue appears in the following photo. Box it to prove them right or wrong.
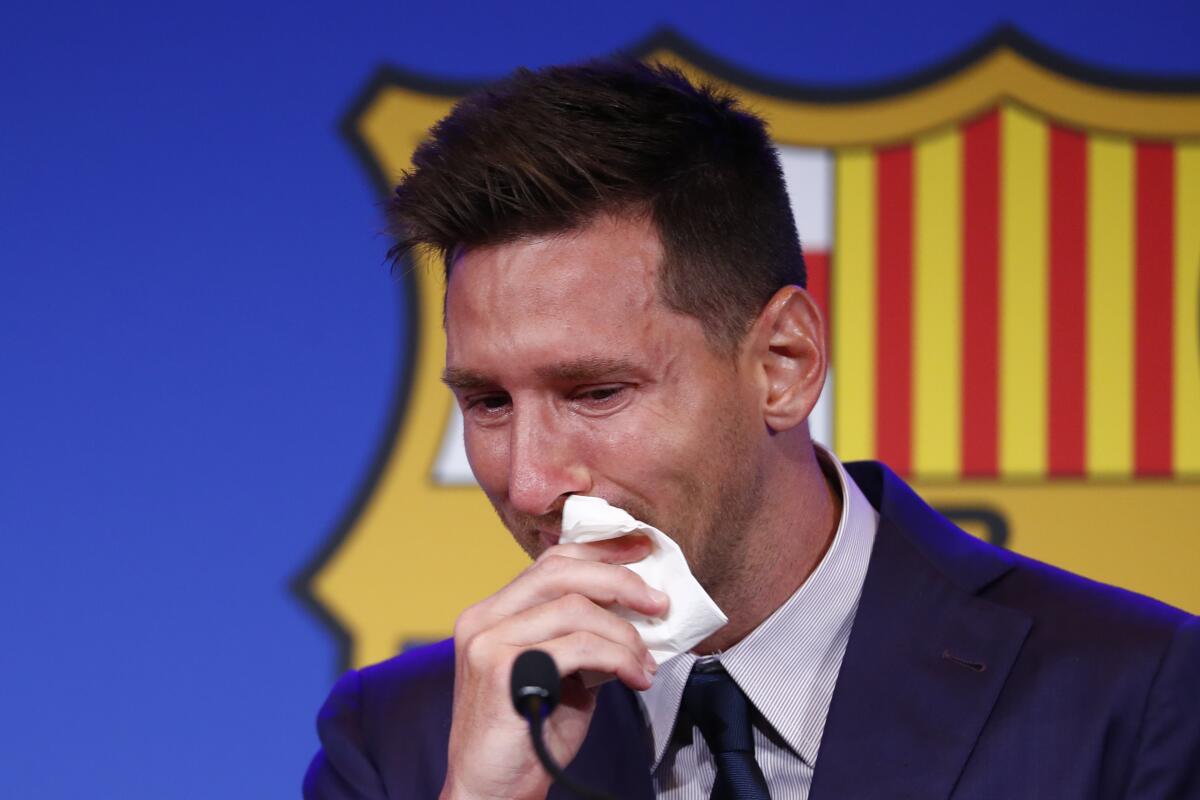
[560,495,728,667]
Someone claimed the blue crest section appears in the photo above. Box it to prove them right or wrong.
[1,2,1197,797]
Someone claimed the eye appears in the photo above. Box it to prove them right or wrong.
[463,393,511,419]
[583,387,621,401]
[571,385,629,411]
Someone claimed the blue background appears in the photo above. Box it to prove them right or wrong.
[2,1,1197,796]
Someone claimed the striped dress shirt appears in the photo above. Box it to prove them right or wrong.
[637,445,879,800]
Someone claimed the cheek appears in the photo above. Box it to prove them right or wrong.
[635,388,754,491]
[463,427,509,496]
[587,405,705,492]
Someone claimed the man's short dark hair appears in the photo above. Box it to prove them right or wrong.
[388,59,806,350]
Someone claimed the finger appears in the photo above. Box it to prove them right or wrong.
[537,631,655,691]
[488,555,669,620]
[489,594,651,664]
[542,534,653,565]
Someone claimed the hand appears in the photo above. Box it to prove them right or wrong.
[438,535,669,800]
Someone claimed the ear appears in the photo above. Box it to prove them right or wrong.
[746,285,827,432]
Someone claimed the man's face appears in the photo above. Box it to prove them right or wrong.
[443,214,766,594]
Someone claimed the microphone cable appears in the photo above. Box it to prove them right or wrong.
[510,649,616,800]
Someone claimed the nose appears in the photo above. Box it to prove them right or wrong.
[507,401,591,516]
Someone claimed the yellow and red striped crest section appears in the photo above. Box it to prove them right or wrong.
[833,109,1200,482]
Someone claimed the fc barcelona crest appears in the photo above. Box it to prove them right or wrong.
[295,28,1200,671]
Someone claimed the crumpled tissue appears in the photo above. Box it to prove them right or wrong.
[560,495,728,669]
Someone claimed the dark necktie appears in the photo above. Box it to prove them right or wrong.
[680,661,772,800]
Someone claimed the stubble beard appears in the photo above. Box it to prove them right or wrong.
[503,508,560,561]
[679,411,767,608]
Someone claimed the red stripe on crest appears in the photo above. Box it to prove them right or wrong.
[805,250,830,332]
[962,111,1000,477]
[1134,142,1175,476]
[875,146,913,477]
[1048,126,1088,477]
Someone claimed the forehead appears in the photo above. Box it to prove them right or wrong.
[444,214,697,372]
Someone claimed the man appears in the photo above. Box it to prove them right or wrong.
[305,61,1200,799]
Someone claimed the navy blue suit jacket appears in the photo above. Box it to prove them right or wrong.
[304,461,1200,798]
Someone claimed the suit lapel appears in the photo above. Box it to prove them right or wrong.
[810,465,1033,800]
[552,682,655,800]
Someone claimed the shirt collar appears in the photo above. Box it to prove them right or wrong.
[638,444,879,768]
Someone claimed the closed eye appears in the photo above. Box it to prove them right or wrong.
[570,384,630,412]
[463,392,511,419]
[580,387,621,401]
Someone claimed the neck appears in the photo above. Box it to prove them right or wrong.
[694,433,842,654]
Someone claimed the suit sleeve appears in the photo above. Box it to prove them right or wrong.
[1125,615,1200,799]
[303,669,389,800]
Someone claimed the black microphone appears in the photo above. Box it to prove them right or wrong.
[510,649,616,800]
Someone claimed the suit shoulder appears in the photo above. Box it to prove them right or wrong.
[990,547,1193,650]
[853,457,1193,643]
[306,641,455,797]
[356,638,456,719]
[361,640,457,789]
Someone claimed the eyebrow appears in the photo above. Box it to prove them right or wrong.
[535,356,639,382]
[441,356,639,391]
[441,367,495,391]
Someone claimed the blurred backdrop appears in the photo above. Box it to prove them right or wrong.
[2,2,1198,797]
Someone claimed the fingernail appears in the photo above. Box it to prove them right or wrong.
[643,666,656,685]
[649,588,669,605]
[643,651,658,672]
